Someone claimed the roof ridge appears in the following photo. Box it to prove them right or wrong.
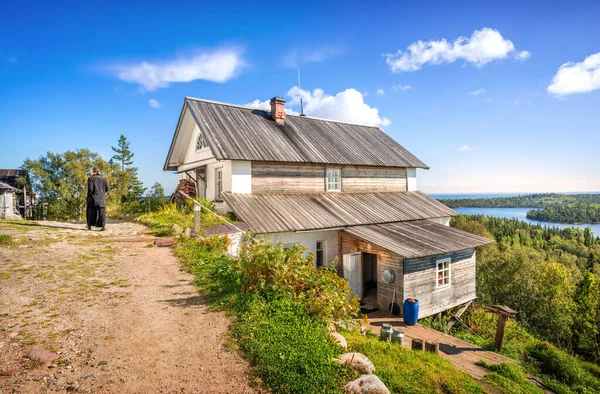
[184,96,380,129]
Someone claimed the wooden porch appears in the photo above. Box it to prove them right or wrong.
[364,309,516,380]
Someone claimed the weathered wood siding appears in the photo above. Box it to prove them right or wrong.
[252,162,325,194]
[342,166,407,192]
[251,162,408,194]
[403,249,477,318]
[339,231,404,310]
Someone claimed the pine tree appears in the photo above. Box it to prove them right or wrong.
[111,135,134,171]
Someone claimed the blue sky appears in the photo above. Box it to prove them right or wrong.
[1,0,599,194]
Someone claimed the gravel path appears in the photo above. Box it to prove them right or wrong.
[0,220,254,393]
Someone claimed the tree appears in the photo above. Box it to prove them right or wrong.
[111,135,134,171]
[22,149,115,220]
[110,135,145,211]
[146,182,165,212]
[572,272,600,359]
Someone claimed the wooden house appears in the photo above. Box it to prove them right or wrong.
[164,97,492,318]
[0,169,33,219]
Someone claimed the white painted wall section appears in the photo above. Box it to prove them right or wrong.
[263,230,339,267]
[407,168,418,191]
[231,161,252,194]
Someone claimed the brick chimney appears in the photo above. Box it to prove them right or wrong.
[270,96,286,124]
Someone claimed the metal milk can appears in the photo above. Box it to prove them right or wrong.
[392,328,404,345]
[380,323,393,342]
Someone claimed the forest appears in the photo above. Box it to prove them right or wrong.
[440,193,600,208]
[452,215,600,362]
[527,203,600,224]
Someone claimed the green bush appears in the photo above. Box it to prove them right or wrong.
[238,240,360,322]
[525,342,600,393]
[233,299,353,394]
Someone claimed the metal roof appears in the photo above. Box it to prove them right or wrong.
[176,97,428,169]
[344,220,493,259]
[221,191,458,234]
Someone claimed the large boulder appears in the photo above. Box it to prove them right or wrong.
[345,375,390,394]
[337,352,375,375]
[24,348,58,364]
[329,331,348,350]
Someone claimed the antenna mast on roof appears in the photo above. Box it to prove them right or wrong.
[298,68,305,116]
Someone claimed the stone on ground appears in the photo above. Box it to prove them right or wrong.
[155,238,175,247]
[337,352,375,374]
[172,224,183,234]
[329,331,348,350]
[24,348,58,364]
[345,375,390,394]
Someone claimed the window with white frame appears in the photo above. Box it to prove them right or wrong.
[215,168,223,201]
[326,168,341,192]
[436,258,451,289]
[196,132,209,151]
[316,240,325,267]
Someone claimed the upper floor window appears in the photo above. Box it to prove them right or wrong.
[436,258,451,289]
[196,132,209,151]
[326,168,341,192]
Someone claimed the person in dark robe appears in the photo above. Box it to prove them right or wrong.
[86,167,109,231]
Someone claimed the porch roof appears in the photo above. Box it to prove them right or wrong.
[343,220,493,259]
[221,191,458,234]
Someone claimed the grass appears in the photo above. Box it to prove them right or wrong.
[344,331,485,393]
[0,233,13,245]
[0,271,12,279]
[477,361,543,394]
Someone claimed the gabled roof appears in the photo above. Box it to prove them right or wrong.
[221,191,458,234]
[164,97,429,170]
[343,220,493,259]
[0,181,19,191]
[0,169,28,189]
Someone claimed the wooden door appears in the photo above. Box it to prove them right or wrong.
[343,253,363,300]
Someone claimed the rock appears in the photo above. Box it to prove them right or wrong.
[184,227,193,238]
[337,353,375,375]
[24,348,59,364]
[97,360,108,366]
[329,331,348,350]
[84,373,94,380]
[172,224,183,234]
[345,375,390,394]
[66,381,80,391]
[0,368,20,376]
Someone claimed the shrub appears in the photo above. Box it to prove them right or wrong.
[525,342,600,393]
[232,299,353,394]
[478,362,543,394]
[0,234,13,246]
[237,240,360,323]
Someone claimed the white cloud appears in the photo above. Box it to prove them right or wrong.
[547,52,600,96]
[457,145,472,151]
[516,50,531,61]
[385,28,529,72]
[282,46,344,68]
[376,89,385,95]
[514,100,520,105]
[287,86,391,127]
[245,87,391,127]
[6,57,17,64]
[115,48,244,91]
[148,99,161,109]
[468,89,485,95]
[392,84,412,92]
[243,99,299,115]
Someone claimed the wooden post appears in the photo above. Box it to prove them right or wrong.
[425,341,439,354]
[485,305,517,352]
[494,315,509,351]
[411,338,424,351]
[193,204,201,235]
[446,300,473,331]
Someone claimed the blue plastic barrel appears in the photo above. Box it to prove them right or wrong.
[403,298,419,326]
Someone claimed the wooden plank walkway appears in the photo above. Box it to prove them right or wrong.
[365,310,516,380]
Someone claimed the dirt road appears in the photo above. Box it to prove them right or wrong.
[0,220,254,393]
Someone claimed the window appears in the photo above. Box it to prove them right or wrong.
[215,168,223,201]
[436,258,451,289]
[326,168,341,192]
[316,240,325,267]
[196,132,209,151]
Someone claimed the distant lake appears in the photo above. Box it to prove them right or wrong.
[454,207,600,236]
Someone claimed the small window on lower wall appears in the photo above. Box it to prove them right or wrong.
[436,258,451,289]
[316,240,325,267]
